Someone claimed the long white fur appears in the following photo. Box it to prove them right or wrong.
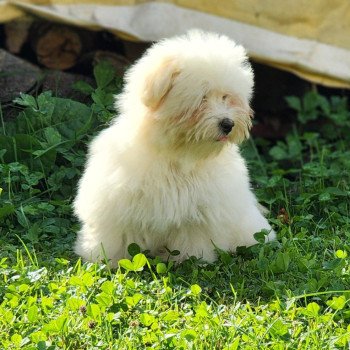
[74,30,275,266]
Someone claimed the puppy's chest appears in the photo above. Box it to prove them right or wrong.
[128,167,221,230]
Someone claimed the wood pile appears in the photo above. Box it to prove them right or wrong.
[1,18,150,106]
[3,18,148,71]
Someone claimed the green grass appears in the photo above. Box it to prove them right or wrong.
[0,63,349,349]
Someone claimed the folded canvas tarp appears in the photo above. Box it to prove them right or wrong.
[2,0,350,88]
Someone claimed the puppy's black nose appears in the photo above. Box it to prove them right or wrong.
[219,118,234,135]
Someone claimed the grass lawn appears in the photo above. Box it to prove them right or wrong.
[0,63,349,349]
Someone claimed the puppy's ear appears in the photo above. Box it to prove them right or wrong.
[142,58,179,109]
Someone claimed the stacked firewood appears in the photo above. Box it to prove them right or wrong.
[1,18,150,105]
[4,18,149,70]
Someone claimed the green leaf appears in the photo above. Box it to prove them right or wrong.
[128,243,141,257]
[326,295,346,310]
[82,272,94,287]
[140,313,156,327]
[27,305,39,322]
[119,259,134,271]
[254,230,268,243]
[0,204,15,220]
[87,303,101,320]
[15,207,29,228]
[305,302,320,317]
[14,93,38,109]
[96,292,113,307]
[285,96,301,111]
[318,94,330,114]
[73,80,95,95]
[11,334,22,347]
[195,302,209,318]
[41,296,54,310]
[181,329,197,341]
[55,315,68,332]
[37,91,55,117]
[170,249,180,256]
[319,191,331,202]
[162,310,179,322]
[323,258,342,270]
[44,127,61,146]
[66,298,84,311]
[257,256,269,271]
[100,281,115,294]
[94,61,116,88]
[125,293,142,307]
[0,258,7,268]
[0,308,14,323]
[303,91,320,113]
[190,284,202,296]
[55,258,69,265]
[43,315,68,333]
[286,134,302,158]
[28,321,42,340]
[92,89,115,109]
[132,253,147,271]
[271,252,290,273]
[325,187,348,196]
[51,98,94,140]
[227,337,240,350]
[37,341,47,350]
[156,262,167,274]
[0,134,36,163]
[269,319,289,337]
[335,250,348,259]
[269,144,288,160]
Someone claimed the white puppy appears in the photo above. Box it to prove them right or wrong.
[74,30,275,266]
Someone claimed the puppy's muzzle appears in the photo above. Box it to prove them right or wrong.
[219,118,234,135]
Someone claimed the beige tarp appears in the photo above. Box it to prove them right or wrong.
[2,0,350,88]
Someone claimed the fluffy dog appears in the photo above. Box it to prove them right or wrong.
[74,30,275,266]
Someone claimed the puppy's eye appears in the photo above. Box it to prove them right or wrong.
[222,94,228,101]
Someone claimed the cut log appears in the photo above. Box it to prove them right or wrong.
[31,22,94,70]
[4,18,33,54]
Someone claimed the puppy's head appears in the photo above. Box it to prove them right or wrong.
[118,30,254,157]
